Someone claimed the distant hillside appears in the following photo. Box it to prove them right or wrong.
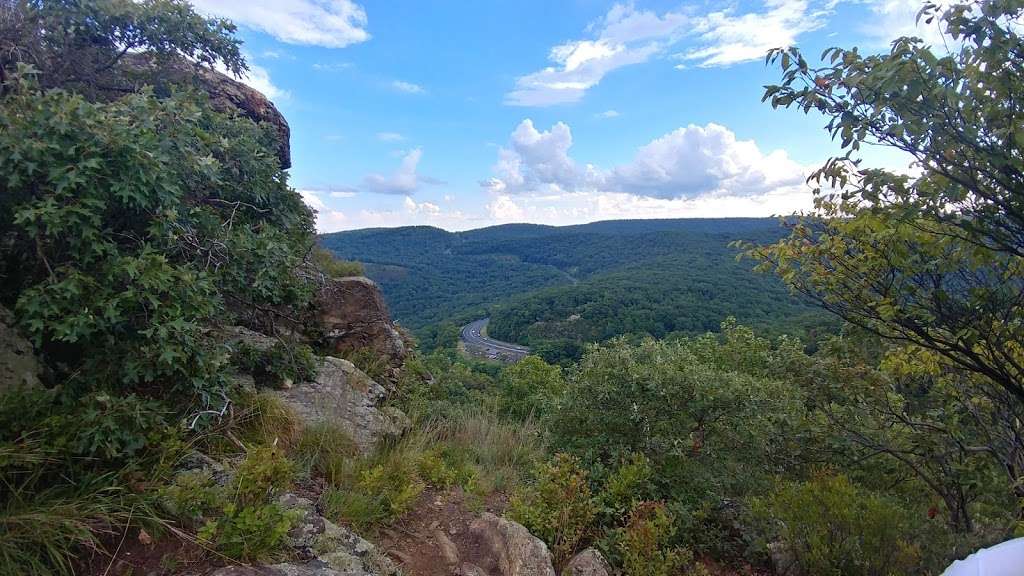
[320,218,834,357]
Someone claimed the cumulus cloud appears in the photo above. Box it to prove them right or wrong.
[606,123,808,199]
[391,80,426,94]
[484,120,810,202]
[191,0,370,48]
[363,149,424,195]
[507,1,831,106]
[860,0,951,47]
[215,57,289,101]
[483,119,599,195]
[487,195,526,222]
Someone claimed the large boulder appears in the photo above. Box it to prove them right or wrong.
[274,356,409,453]
[123,54,291,169]
[562,549,611,576]
[314,277,408,370]
[0,305,42,393]
[468,513,556,576]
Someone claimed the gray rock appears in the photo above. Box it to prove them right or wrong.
[562,548,611,576]
[275,356,409,453]
[0,305,42,393]
[469,512,556,576]
[277,493,398,576]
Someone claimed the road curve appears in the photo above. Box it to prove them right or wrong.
[460,318,529,361]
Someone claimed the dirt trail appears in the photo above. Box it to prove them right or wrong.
[377,487,509,576]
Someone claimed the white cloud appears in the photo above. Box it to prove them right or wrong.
[487,195,526,222]
[363,149,423,194]
[483,119,598,195]
[484,120,810,201]
[596,109,621,118]
[861,0,950,47]
[190,0,370,48]
[676,0,828,67]
[403,196,442,216]
[312,62,353,71]
[507,1,830,106]
[607,123,808,199]
[376,132,406,142]
[391,80,426,94]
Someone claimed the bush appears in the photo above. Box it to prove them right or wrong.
[313,247,364,278]
[232,391,302,450]
[232,341,318,388]
[197,501,295,562]
[508,453,596,567]
[497,355,565,420]
[753,473,921,576]
[320,455,424,532]
[616,502,692,576]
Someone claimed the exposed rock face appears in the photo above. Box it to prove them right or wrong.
[192,64,291,169]
[469,513,556,576]
[0,305,42,392]
[563,549,611,576]
[123,54,291,169]
[314,277,408,370]
[210,495,397,576]
[275,356,409,453]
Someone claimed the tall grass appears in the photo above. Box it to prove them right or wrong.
[310,407,547,532]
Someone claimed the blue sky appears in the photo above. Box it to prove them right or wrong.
[191,0,939,231]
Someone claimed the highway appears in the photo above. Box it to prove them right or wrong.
[460,318,530,361]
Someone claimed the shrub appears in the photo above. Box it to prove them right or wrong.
[232,341,318,388]
[197,501,295,562]
[753,473,922,576]
[508,453,596,567]
[617,502,691,576]
[597,453,655,526]
[320,456,424,532]
[234,446,295,508]
[497,355,565,420]
[312,247,364,278]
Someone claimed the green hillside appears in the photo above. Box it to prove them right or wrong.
[320,218,834,357]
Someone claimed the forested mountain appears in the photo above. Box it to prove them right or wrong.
[320,218,833,356]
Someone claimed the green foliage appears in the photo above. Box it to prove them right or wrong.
[232,342,318,388]
[596,453,655,527]
[552,324,807,503]
[497,355,565,420]
[233,445,295,507]
[160,470,222,525]
[753,473,922,576]
[1,73,314,405]
[508,453,596,567]
[312,246,364,278]
[293,423,359,480]
[232,391,302,450]
[337,346,390,382]
[616,502,692,576]
[1,0,245,97]
[321,454,424,532]
[197,501,295,562]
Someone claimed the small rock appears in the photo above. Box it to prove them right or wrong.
[562,548,611,576]
[137,528,153,546]
[429,520,441,531]
[458,563,489,576]
[434,529,460,567]
[449,526,458,535]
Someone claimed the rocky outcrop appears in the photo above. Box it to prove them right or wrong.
[562,549,611,576]
[211,494,397,576]
[275,356,409,453]
[469,513,556,576]
[0,305,42,392]
[314,277,408,371]
[123,54,291,169]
